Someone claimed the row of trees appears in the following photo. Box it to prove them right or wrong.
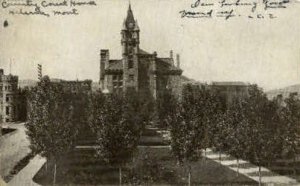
[26,76,152,185]
[164,84,300,186]
[26,76,300,185]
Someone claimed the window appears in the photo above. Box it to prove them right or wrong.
[6,96,9,102]
[113,82,118,88]
[6,106,9,115]
[113,75,117,80]
[129,75,134,82]
[128,59,134,69]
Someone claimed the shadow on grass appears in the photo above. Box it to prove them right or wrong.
[3,152,35,182]
[1,128,16,136]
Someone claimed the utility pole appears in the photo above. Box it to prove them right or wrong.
[9,59,12,74]
[38,64,42,81]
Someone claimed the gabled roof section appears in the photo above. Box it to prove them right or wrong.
[155,57,182,75]
[138,49,153,56]
[107,60,122,70]
[212,82,248,86]
[157,58,174,66]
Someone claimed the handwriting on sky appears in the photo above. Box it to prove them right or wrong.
[180,0,291,20]
[1,0,97,17]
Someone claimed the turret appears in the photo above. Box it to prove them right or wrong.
[176,54,180,68]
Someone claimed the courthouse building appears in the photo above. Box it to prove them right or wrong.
[99,5,183,99]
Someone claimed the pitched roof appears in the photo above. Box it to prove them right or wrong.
[212,81,248,86]
[138,49,152,55]
[106,60,122,70]
[157,58,173,65]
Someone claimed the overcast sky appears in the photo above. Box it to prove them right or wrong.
[0,0,299,91]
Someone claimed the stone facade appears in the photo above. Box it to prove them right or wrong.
[100,5,183,100]
[0,69,19,122]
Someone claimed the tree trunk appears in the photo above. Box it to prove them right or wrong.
[188,165,191,186]
[119,167,122,185]
[219,151,222,164]
[53,163,57,186]
[46,161,48,172]
[204,149,207,164]
[258,164,261,186]
[293,157,296,175]
[236,158,239,176]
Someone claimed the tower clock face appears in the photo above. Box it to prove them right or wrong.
[128,32,132,38]
[128,23,134,29]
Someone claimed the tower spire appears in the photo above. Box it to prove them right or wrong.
[129,1,131,11]
[125,2,135,28]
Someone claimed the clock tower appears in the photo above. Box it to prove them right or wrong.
[121,4,140,92]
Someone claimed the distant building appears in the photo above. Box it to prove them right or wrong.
[99,5,183,99]
[50,79,92,93]
[210,81,249,107]
[0,69,20,122]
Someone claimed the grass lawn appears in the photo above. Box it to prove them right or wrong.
[33,146,257,185]
[265,161,300,182]
[33,127,257,185]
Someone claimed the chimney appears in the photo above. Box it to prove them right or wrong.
[100,50,109,81]
[170,50,173,59]
[176,54,180,68]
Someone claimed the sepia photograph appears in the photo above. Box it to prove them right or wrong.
[0,0,300,185]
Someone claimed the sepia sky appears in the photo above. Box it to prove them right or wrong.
[0,0,299,91]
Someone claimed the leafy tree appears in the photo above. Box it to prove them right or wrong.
[212,111,231,162]
[89,91,143,185]
[280,93,300,175]
[18,87,30,121]
[26,76,79,185]
[225,100,248,174]
[168,84,205,186]
[157,89,177,128]
[241,85,280,185]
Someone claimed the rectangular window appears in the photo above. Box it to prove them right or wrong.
[113,75,117,80]
[129,75,134,81]
[6,106,9,115]
[128,60,134,69]
[113,82,118,88]
[6,96,9,102]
